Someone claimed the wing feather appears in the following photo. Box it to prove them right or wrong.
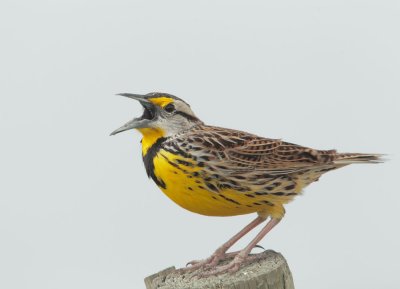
[172,125,338,175]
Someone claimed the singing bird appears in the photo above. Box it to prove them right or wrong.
[111,92,382,275]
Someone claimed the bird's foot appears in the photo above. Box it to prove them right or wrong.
[179,245,266,275]
[198,252,265,277]
[179,249,237,273]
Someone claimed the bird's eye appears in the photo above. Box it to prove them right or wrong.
[164,103,176,113]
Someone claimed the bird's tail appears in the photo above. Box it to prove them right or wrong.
[334,153,385,165]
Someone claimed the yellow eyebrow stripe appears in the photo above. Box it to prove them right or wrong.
[148,97,174,107]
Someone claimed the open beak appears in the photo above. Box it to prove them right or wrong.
[110,93,156,136]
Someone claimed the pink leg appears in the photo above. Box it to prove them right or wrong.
[201,217,281,276]
[182,216,266,271]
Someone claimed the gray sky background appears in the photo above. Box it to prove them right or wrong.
[1,1,399,289]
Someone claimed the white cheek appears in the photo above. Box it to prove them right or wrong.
[162,116,189,136]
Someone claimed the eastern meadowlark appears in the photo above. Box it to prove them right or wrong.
[111,92,382,275]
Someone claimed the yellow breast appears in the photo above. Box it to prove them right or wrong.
[139,130,288,218]
[152,150,249,216]
[151,150,288,217]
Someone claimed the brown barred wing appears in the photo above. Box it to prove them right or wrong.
[174,125,339,176]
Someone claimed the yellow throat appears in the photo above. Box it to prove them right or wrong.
[138,128,165,155]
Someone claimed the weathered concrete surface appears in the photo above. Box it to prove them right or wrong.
[145,250,295,289]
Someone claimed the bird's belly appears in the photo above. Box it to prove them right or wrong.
[152,151,260,216]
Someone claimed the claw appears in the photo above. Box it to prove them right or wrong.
[179,250,229,273]
[254,244,266,251]
[186,260,199,267]
[179,257,213,273]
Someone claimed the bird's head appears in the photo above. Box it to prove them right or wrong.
[111,92,202,140]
